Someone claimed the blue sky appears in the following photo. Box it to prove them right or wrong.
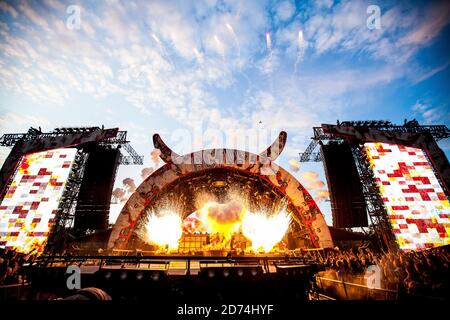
[0,0,449,225]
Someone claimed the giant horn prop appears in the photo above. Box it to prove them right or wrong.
[153,133,181,163]
[154,131,287,163]
[259,131,287,161]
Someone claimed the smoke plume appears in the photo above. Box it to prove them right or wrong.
[301,171,325,190]
[112,187,127,203]
[288,159,301,172]
[206,201,243,225]
[306,180,325,190]
[315,190,330,203]
[141,167,154,180]
[123,177,136,193]
[301,171,319,181]
[150,148,161,165]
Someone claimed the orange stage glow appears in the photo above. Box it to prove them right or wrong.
[144,210,183,250]
[142,200,290,253]
[241,210,290,253]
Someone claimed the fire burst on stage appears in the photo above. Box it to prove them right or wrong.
[139,196,291,254]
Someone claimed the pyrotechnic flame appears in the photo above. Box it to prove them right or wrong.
[298,30,304,48]
[242,209,290,253]
[292,29,305,82]
[265,32,272,50]
[225,23,241,58]
[151,33,160,43]
[193,47,203,61]
[144,210,182,250]
[213,35,226,57]
[150,33,174,68]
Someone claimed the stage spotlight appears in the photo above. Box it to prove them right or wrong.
[208,270,215,278]
[237,268,244,277]
[276,265,314,278]
[251,268,258,276]
[104,271,112,280]
[120,271,127,280]
[136,271,144,280]
[151,271,160,281]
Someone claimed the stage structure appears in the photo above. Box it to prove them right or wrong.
[109,132,333,254]
[0,126,143,254]
[299,119,450,251]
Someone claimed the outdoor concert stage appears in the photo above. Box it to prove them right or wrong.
[1,121,449,303]
[108,131,333,255]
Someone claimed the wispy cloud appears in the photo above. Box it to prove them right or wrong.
[0,1,18,18]
[0,0,448,156]
[411,100,449,125]
[274,1,296,22]
[17,0,50,30]
[411,61,450,84]
[303,0,450,63]
[0,111,50,132]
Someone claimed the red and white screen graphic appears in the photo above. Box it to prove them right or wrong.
[0,148,77,254]
[364,142,449,251]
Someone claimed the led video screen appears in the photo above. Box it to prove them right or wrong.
[0,148,77,254]
[364,142,450,251]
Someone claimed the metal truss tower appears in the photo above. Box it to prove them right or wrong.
[0,126,145,253]
[0,126,144,165]
[299,119,450,250]
[46,149,90,253]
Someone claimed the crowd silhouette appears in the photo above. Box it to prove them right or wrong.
[2,244,449,300]
[0,248,36,285]
[303,245,449,298]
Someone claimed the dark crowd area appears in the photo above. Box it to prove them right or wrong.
[2,245,449,300]
[0,248,36,285]
[304,244,449,299]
